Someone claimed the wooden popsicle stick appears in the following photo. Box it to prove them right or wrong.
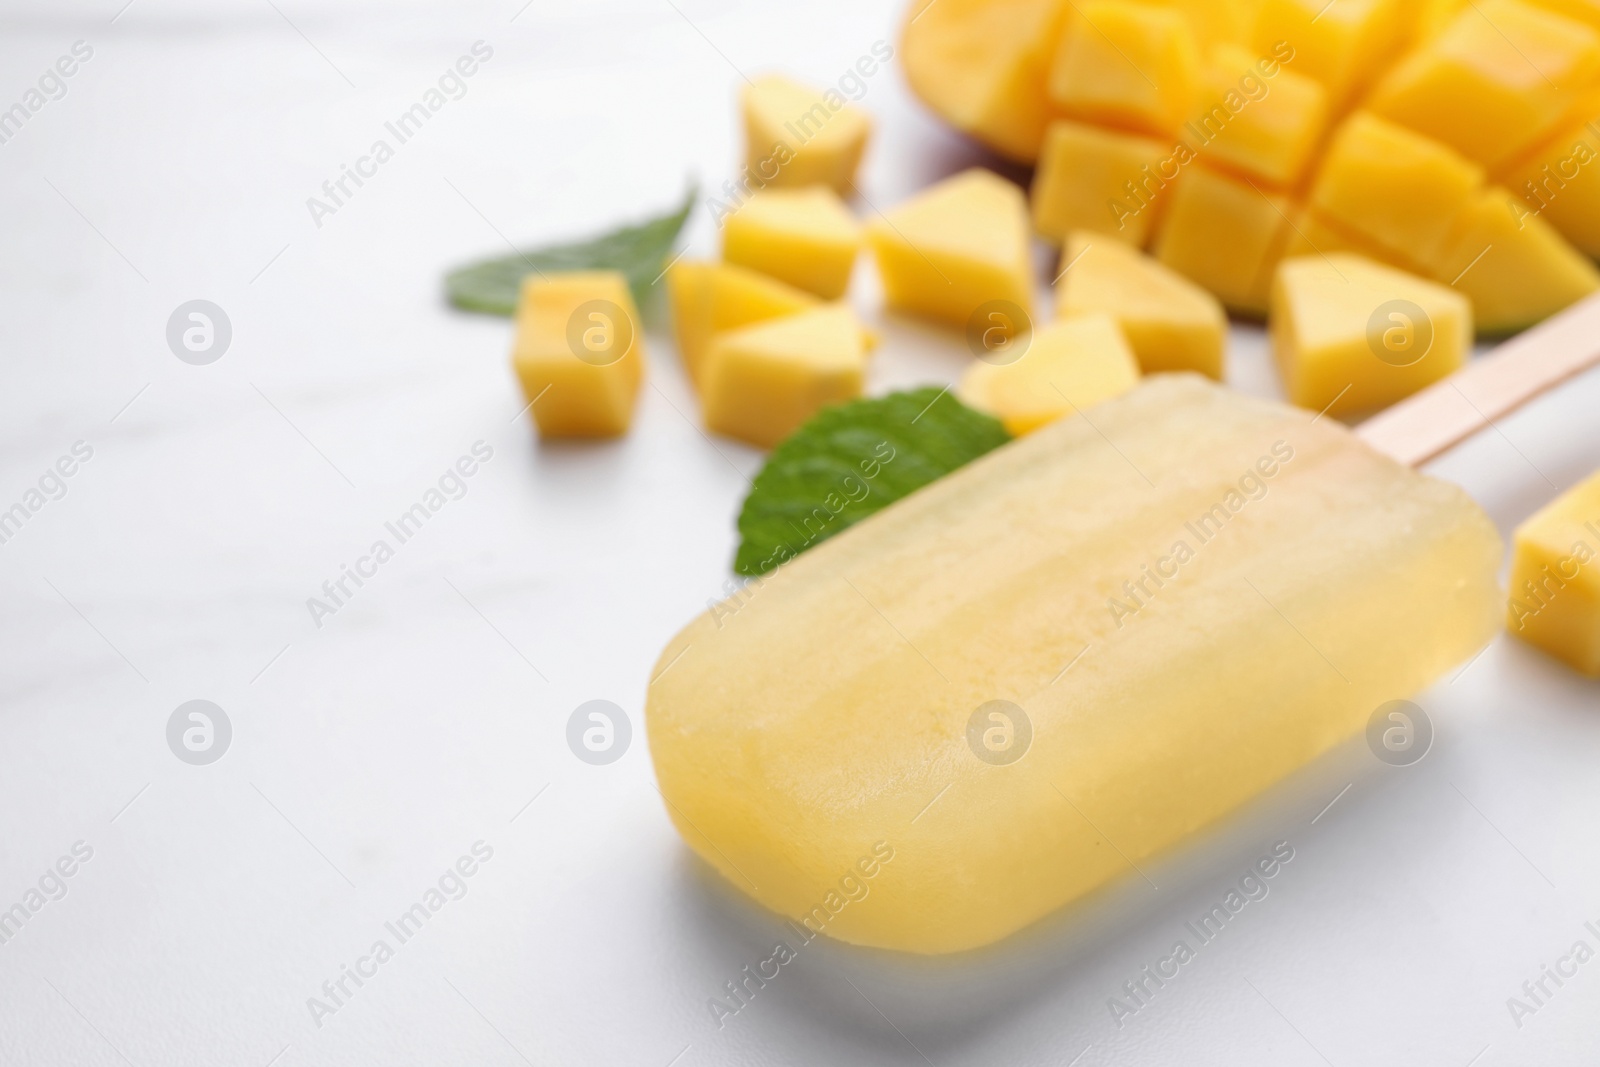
[1356,292,1600,468]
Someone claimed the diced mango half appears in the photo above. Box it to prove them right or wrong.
[1500,96,1600,257]
[1309,111,1485,269]
[1253,0,1408,111]
[1056,232,1227,378]
[1153,162,1292,316]
[900,0,1070,163]
[741,74,872,194]
[700,305,868,449]
[957,314,1140,435]
[867,167,1034,328]
[1428,186,1600,335]
[1046,1,1201,137]
[1190,44,1330,188]
[722,187,862,300]
[511,271,646,439]
[1368,0,1600,172]
[1507,469,1600,676]
[1032,119,1178,245]
[667,260,817,388]
[1270,254,1471,417]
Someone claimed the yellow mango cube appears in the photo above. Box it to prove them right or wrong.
[901,0,1072,163]
[1153,162,1292,316]
[1368,0,1600,172]
[1309,112,1485,268]
[957,314,1141,435]
[667,260,817,389]
[1426,186,1600,335]
[1189,44,1330,187]
[1507,469,1600,676]
[511,271,646,439]
[1032,119,1178,245]
[1270,254,1471,416]
[1046,1,1201,137]
[722,187,861,299]
[867,167,1034,328]
[1253,0,1408,109]
[1056,232,1227,378]
[1499,96,1600,257]
[700,305,868,449]
[741,74,872,194]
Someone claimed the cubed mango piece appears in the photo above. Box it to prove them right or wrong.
[1137,0,1255,51]
[901,0,1072,163]
[1507,469,1600,676]
[1056,231,1227,378]
[1046,1,1201,137]
[1253,0,1408,110]
[700,305,868,449]
[957,314,1141,435]
[1367,0,1600,172]
[511,271,646,439]
[741,74,872,194]
[1309,112,1485,268]
[1426,185,1600,335]
[1270,253,1471,416]
[1188,44,1330,187]
[1499,94,1600,257]
[722,187,861,299]
[1032,119,1178,245]
[667,260,817,389]
[1153,163,1293,316]
[867,167,1034,328]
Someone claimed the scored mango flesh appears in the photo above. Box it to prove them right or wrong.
[647,376,1502,955]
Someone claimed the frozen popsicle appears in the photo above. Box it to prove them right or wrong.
[646,296,1600,955]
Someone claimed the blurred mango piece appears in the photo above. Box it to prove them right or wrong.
[900,0,1069,163]
[1368,0,1600,172]
[1046,2,1200,137]
[741,74,872,194]
[957,314,1140,435]
[1154,163,1292,316]
[667,260,817,389]
[867,168,1034,328]
[511,271,646,439]
[1270,253,1471,417]
[701,305,869,449]
[1507,470,1600,677]
[723,188,862,300]
[1032,119,1177,245]
[1056,232,1227,378]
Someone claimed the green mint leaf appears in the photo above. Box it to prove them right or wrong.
[444,185,696,316]
[734,388,1011,577]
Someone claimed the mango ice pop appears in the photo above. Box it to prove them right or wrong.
[647,375,1502,955]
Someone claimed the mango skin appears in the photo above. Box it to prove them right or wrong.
[646,376,1503,955]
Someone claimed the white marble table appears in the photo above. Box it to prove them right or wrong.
[2,2,1598,1065]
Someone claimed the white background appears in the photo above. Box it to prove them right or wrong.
[1,2,1598,1065]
